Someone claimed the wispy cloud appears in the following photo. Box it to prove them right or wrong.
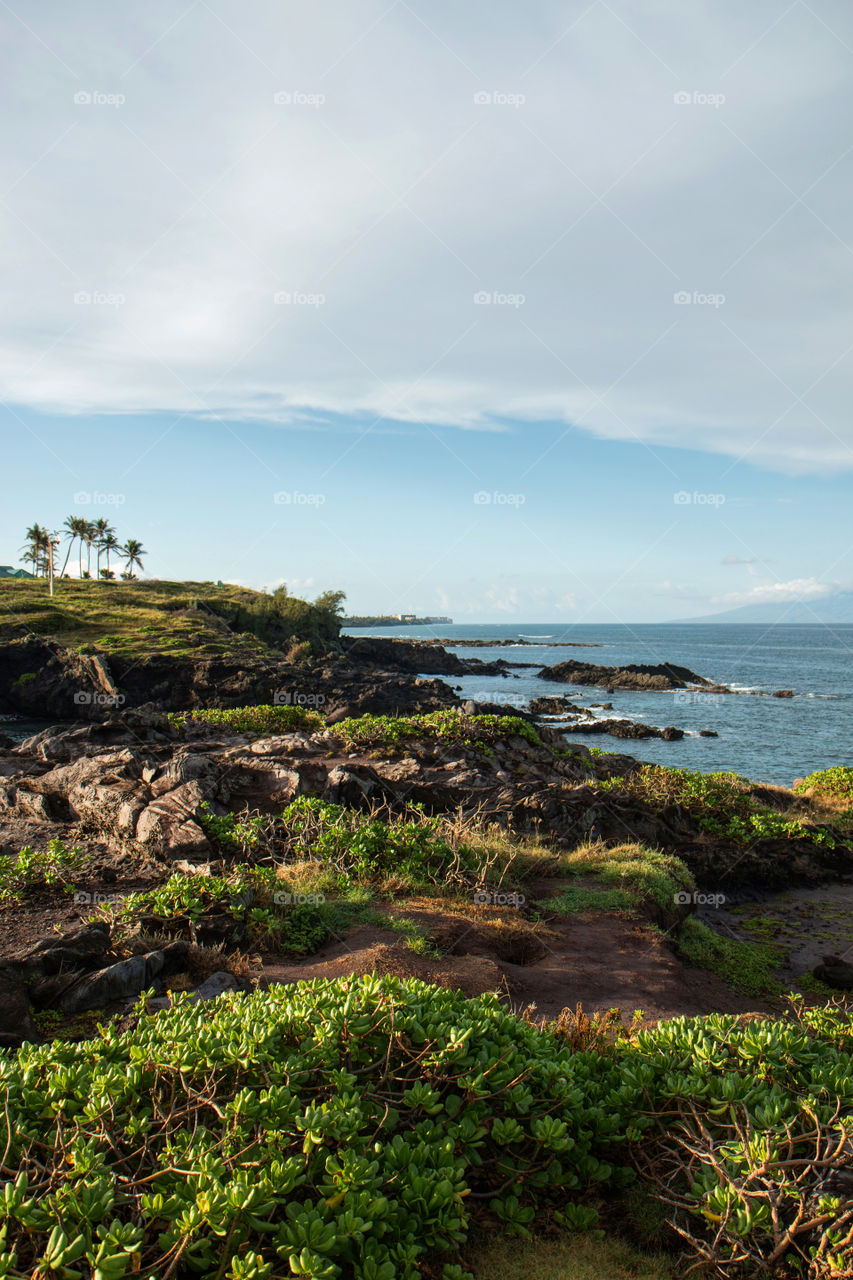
[1,1,853,472]
[711,577,836,606]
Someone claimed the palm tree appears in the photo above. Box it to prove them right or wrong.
[20,524,49,576]
[93,517,113,579]
[83,521,97,578]
[120,538,146,579]
[59,515,88,578]
[59,515,76,577]
[100,530,120,575]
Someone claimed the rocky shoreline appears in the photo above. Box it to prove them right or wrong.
[1,627,849,1051]
[1,692,851,1045]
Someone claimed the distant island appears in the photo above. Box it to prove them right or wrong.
[678,592,853,625]
[343,613,453,626]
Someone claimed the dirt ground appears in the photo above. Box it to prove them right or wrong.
[258,905,782,1023]
[0,819,834,1029]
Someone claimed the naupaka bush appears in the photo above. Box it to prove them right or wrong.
[0,975,641,1280]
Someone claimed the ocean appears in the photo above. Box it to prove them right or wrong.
[343,623,853,786]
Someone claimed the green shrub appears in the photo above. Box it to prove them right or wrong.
[279,796,474,885]
[333,710,542,755]
[794,765,853,804]
[0,976,641,1279]
[197,798,481,891]
[627,1000,853,1276]
[119,866,342,954]
[168,704,323,736]
[600,765,835,846]
[0,839,86,902]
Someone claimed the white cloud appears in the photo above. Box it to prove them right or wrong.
[3,2,853,471]
[711,577,835,606]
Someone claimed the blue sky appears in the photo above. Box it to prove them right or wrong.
[2,0,853,620]
[4,404,850,621]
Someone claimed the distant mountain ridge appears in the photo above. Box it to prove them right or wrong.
[678,593,853,624]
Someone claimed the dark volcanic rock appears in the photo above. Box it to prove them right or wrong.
[24,921,112,975]
[561,718,684,741]
[0,636,121,720]
[812,955,853,989]
[0,634,463,727]
[0,966,38,1047]
[528,696,587,716]
[340,636,522,678]
[57,941,190,1014]
[539,659,721,691]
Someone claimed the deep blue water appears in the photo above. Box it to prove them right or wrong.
[344,623,853,786]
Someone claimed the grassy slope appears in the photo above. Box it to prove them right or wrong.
[0,578,333,660]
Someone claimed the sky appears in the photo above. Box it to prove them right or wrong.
[1,0,852,621]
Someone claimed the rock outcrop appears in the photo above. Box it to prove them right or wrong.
[538,659,724,692]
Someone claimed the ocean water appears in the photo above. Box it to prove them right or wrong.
[344,623,853,786]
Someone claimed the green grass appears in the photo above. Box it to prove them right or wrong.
[469,1233,672,1280]
[0,577,342,658]
[556,842,695,911]
[545,884,638,914]
[378,914,445,958]
[676,916,782,995]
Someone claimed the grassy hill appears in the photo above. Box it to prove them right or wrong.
[0,578,344,661]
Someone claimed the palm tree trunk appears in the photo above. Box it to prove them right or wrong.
[60,538,74,578]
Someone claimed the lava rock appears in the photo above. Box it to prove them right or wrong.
[57,941,190,1014]
[812,955,853,989]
